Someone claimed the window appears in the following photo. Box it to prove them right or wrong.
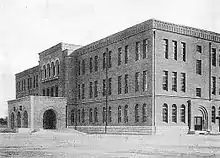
[36,75,38,88]
[82,59,85,75]
[103,79,106,96]
[125,74,129,94]
[162,104,168,123]
[118,48,122,66]
[172,104,177,123]
[172,40,177,60]
[47,63,50,78]
[143,71,147,91]
[163,71,168,91]
[46,88,50,96]
[89,57,93,73]
[143,39,148,59]
[196,45,202,53]
[180,73,186,92]
[163,39,168,59]
[103,107,106,123]
[52,62,55,76]
[82,83,85,99]
[135,104,139,122]
[219,107,220,116]
[108,78,112,95]
[78,61,80,76]
[212,106,216,123]
[142,104,147,122]
[94,107,98,123]
[196,88,201,97]
[118,106,122,123]
[219,55,220,67]
[78,109,81,123]
[103,52,106,70]
[212,76,216,95]
[55,60,60,76]
[78,84,80,99]
[43,65,46,79]
[94,55,98,72]
[71,110,75,125]
[135,41,140,61]
[33,76,35,89]
[118,76,122,94]
[125,45,129,64]
[219,78,220,95]
[82,109,85,123]
[212,48,216,66]
[124,105,128,123]
[135,72,140,92]
[180,104,185,123]
[108,106,112,122]
[181,42,186,62]
[19,106,22,111]
[89,108,93,123]
[43,89,45,96]
[172,72,177,92]
[108,51,112,68]
[51,87,54,97]
[94,81,98,97]
[89,82,93,98]
[196,60,202,75]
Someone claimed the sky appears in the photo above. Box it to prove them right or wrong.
[0,0,220,118]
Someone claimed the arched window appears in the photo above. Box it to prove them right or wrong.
[78,109,81,123]
[10,112,15,129]
[71,110,75,125]
[118,106,122,123]
[43,65,46,79]
[180,104,186,123]
[212,106,216,123]
[108,106,112,122]
[89,108,93,123]
[55,60,60,76]
[47,63,50,78]
[17,111,21,128]
[162,104,168,123]
[51,62,55,77]
[172,104,177,123]
[94,107,98,122]
[124,105,128,123]
[135,104,139,122]
[82,108,85,123]
[142,104,147,122]
[23,111,28,128]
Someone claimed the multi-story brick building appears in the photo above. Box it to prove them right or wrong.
[7,19,220,134]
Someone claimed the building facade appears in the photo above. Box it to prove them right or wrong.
[8,19,220,134]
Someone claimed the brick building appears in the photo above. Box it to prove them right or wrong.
[7,19,220,134]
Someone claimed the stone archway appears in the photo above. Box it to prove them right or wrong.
[194,106,208,131]
[10,112,15,129]
[17,111,21,128]
[23,111,28,128]
[43,109,57,129]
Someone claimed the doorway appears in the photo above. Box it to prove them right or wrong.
[43,109,57,129]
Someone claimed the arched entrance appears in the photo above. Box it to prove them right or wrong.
[23,111,28,128]
[194,106,208,131]
[17,112,21,128]
[43,109,56,129]
[11,113,15,129]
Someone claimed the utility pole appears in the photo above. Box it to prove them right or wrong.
[105,48,108,134]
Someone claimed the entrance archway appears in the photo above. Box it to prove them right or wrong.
[23,111,28,128]
[11,113,15,129]
[43,109,57,129]
[17,112,21,128]
[194,106,208,131]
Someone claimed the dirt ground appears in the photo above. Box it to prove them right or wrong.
[0,130,220,157]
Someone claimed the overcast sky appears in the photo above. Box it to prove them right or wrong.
[0,0,220,118]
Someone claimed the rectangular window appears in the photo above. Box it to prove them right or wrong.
[46,88,50,96]
[82,83,85,99]
[125,74,128,94]
[163,71,168,91]
[103,79,106,96]
[135,41,140,61]
[82,59,85,75]
[212,48,216,66]
[89,82,93,98]
[219,77,220,95]
[212,76,216,95]
[24,80,26,91]
[125,45,129,64]
[143,70,147,91]
[135,72,140,92]
[196,88,201,97]
[163,39,168,59]
[196,60,202,75]
[180,73,186,92]
[108,51,112,68]
[103,52,106,70]
[172,72,177,91]
[30,78,32,89]
[118,76,122,94]
[94,55,98,72]
[51,87,54,97]
[143,39,148,59]
[78,84,80,99]
[94,81,98,97]
[196,45,202,53]
[55,86,58,97]
[181,42,186,62]
[89,57,93,73]
[78,61,80,76]
[172,40,177,60]
[219,55,220,67]
[43,89,45,96]
[36,75,39,88]
[108,78,112,95]
[33,76,35,88]
[118,48,122,66]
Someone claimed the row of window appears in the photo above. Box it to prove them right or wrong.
[41,60,60,80]
[78,39,148,76]
[162,103,186,123]
[17,75,39,92]
[78,71,148,100]
[42,86,59,97]
[71,104,148,124]
[162,71,186,92]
